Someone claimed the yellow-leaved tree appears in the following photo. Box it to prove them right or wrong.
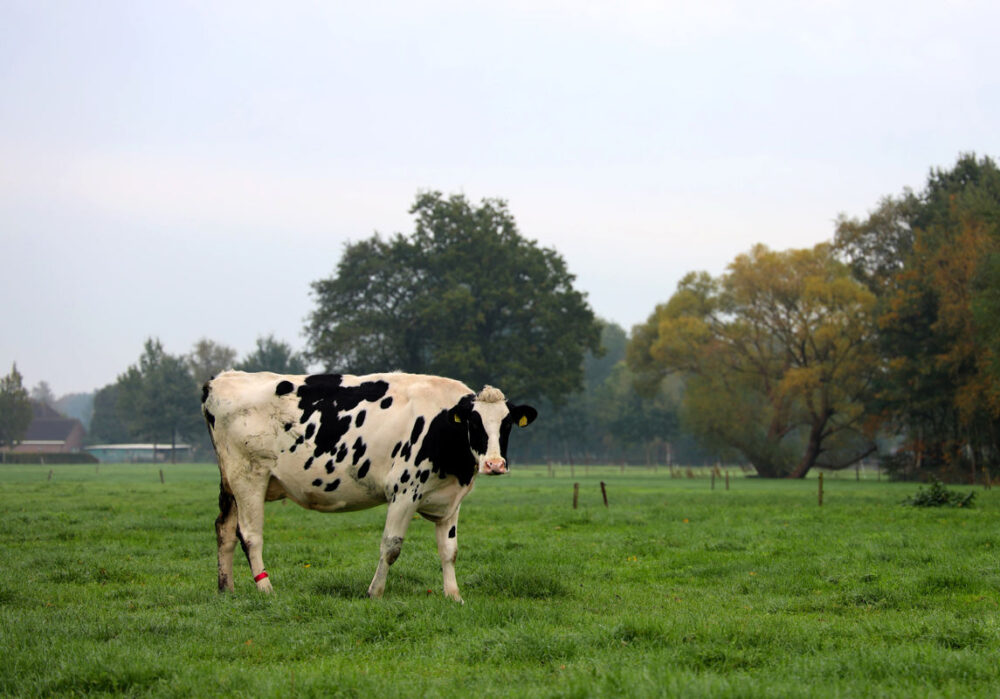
[628,243,879,478]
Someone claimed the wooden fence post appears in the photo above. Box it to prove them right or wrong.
[818,472,824,507]
[159,469,164,484]
[573,482,579,509]
[725,471,730,490]
[600,481,608,507]
[47,469,53,481]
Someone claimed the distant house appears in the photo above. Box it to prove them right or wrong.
[84,444,192,463]
[1,401,86,454]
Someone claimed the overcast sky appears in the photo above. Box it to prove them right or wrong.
[2,1,998,396]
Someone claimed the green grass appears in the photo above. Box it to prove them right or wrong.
[1,463,998,697]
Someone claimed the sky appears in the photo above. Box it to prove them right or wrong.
[2,0,999,396]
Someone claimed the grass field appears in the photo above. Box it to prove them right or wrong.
[1,463,998,698]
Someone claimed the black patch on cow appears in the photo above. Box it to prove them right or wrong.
[468,411,488,456]
[336,443,348,463]
[296,435,305,445]
[352,437,367,465]
[357,459,371,479]
[276,380,294,396]
[400,442,412,461]
[292,374,389,460]
[283,422,292,432]
[380,397,393,409]
[325,459,335,474]
[499,418,513,461]
[204,409,216,428]
[305,423,316,440]
[448,525,456,539]
[409,416,425,445]
[312,478,323,487]
[414,400,477,486]
[418,469,430,484]
[355,410,366,428]
[289,443,297,453]
[202,382,211,404]
[303,457,314,470]
[400,470,410,483]
[324,479,341,492]
[391,442,401,458]
[412,491,419,502]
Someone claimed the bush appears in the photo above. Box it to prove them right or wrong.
[904,478,975,508]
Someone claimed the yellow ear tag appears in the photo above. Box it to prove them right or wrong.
[454,414,462,423]
[518,416,528,427]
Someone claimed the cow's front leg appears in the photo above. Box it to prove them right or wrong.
[434,506,463,603]
[367,502,415,599]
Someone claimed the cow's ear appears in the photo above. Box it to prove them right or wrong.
[448,395,475,425]
[508,403,537,428]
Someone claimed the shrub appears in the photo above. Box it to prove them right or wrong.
[903,477,975,508]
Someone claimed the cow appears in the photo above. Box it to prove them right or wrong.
[201,370,536,602]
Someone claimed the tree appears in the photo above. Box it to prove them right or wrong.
[836,153,1000,481]
[187,338,237,384]
[235,334,308,374]
[116,339,202,462]
[30,381,56,407]
[0,363,33,456]
[306,191,602,404]
[88,384,132,444]
[628,244,879,478]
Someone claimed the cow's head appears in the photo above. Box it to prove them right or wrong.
[449,386,537,475]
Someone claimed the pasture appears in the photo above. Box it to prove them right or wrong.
[1,463,998,698]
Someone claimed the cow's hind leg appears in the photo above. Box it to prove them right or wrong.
[231,475,274,593]
[215,484,239,592]
[367,502,416,599]
[434,506,463,603]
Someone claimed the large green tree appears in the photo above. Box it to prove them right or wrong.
[235,334,308,374]
[306,191,602,404]
[629,244,879,478]
[115,339,202,461]
[88,384,131,444]
[0,363,33,456]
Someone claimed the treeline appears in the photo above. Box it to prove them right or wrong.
[628,154,1000,482]
[5,159,997,480]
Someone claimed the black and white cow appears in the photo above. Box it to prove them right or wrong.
[201,370,536,602]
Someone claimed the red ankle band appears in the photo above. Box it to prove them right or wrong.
[254,571,269,582]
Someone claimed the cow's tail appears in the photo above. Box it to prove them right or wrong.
[201,377,220,456]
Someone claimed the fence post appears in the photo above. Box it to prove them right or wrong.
[818,472,824,507]
[711,471,715,490]
[159,469,164,484]
[725,471,730,490]
[47,469,53,481]
[573,482,579,509]
[600,481,608,507]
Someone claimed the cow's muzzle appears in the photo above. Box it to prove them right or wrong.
[481,458,507,475]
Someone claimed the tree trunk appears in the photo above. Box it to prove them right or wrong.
[788,416,829,479]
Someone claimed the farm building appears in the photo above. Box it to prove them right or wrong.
[0,401,86,455]
[84,444,192,463]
